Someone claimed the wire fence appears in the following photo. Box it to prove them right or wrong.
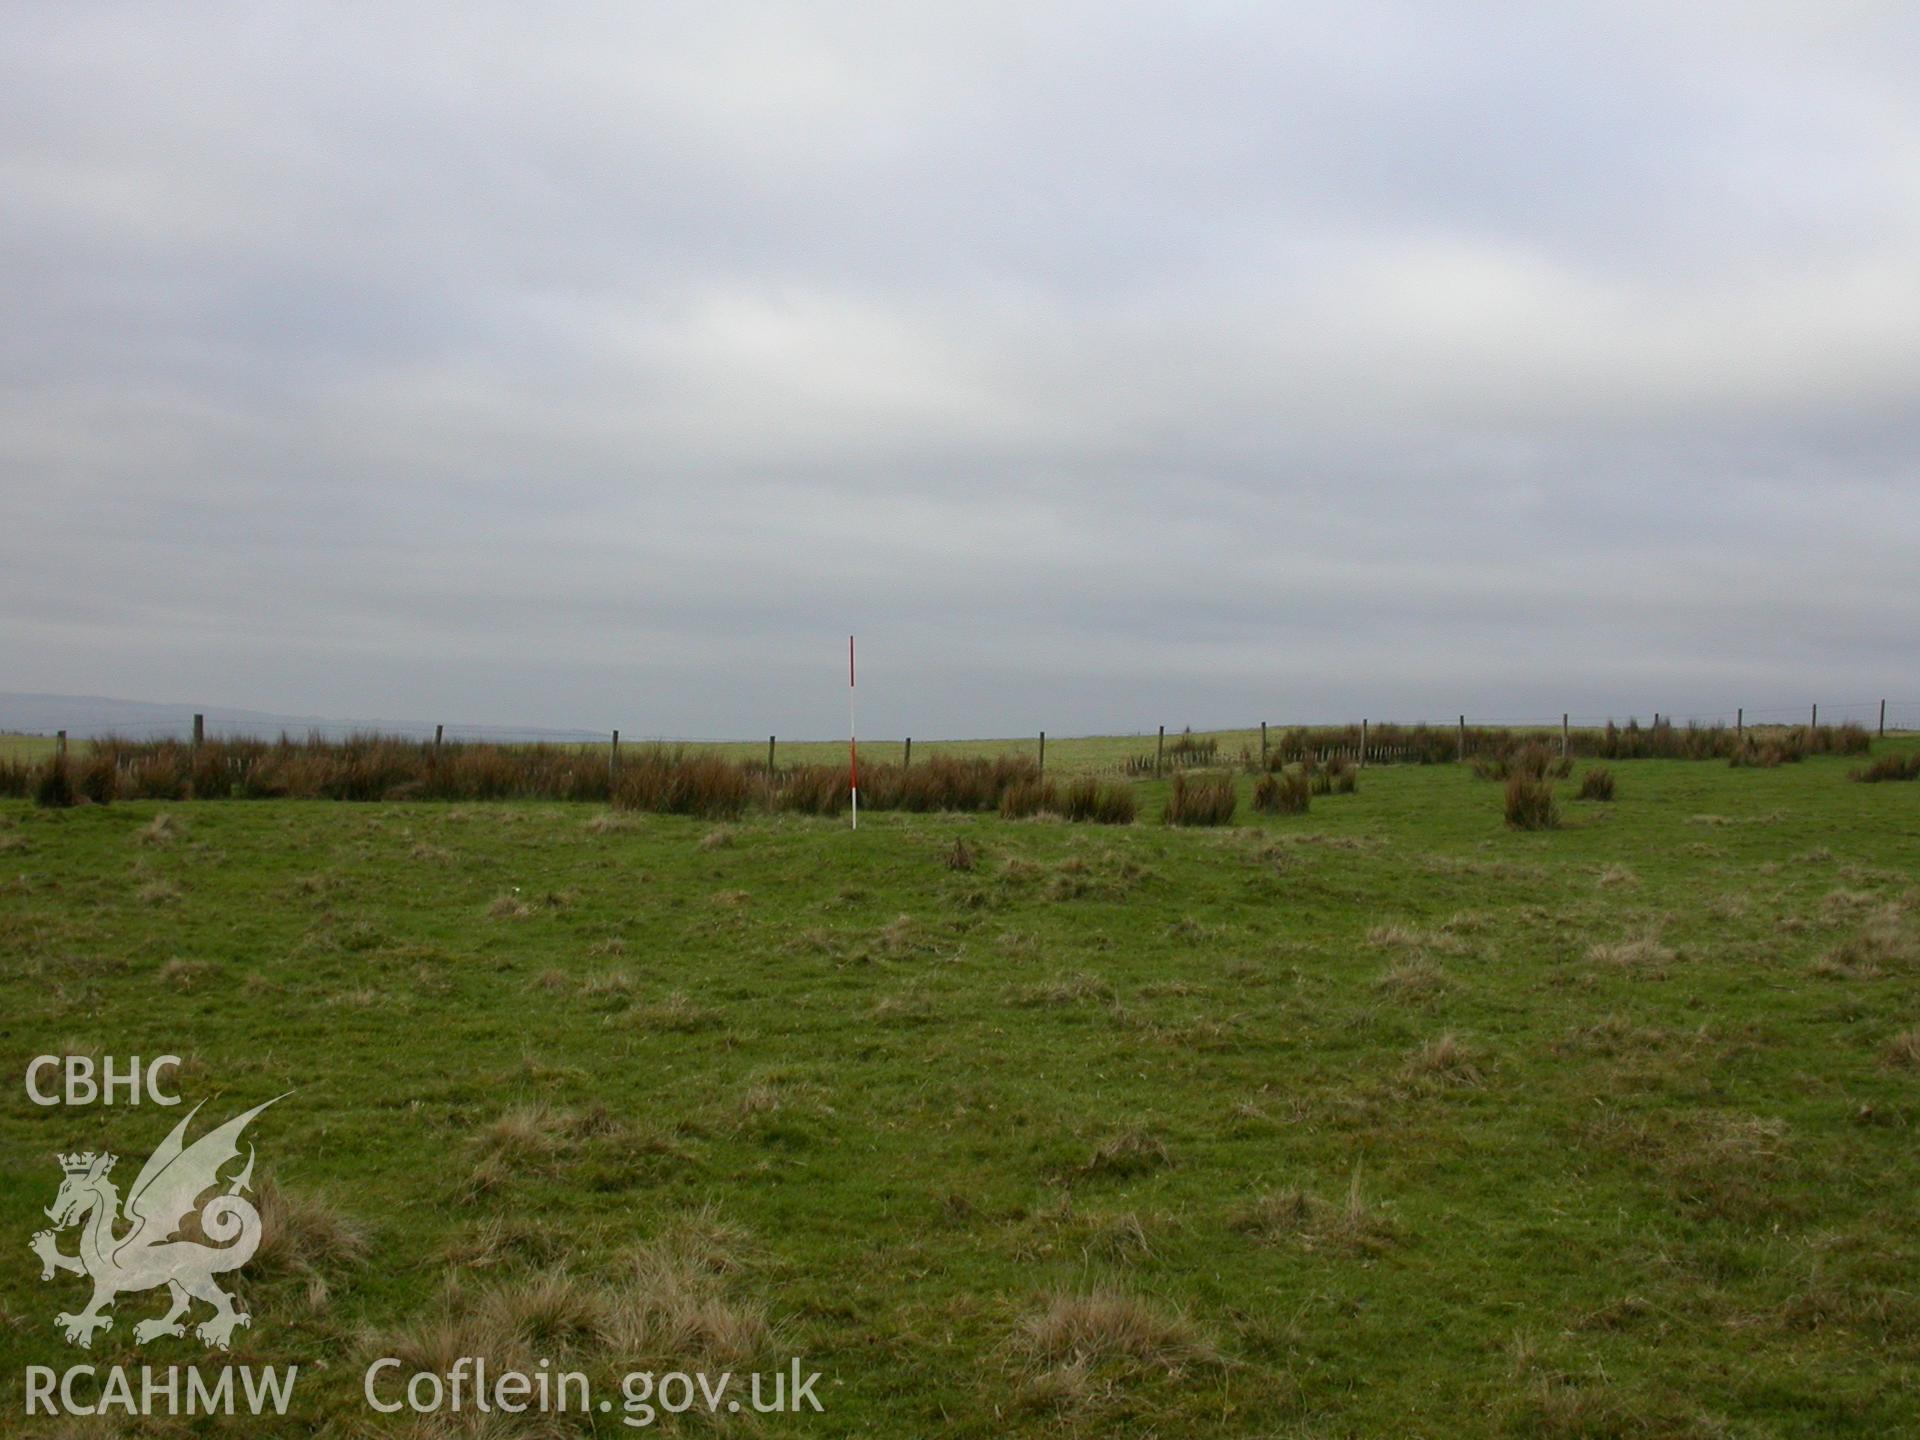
[10,697,1916,757]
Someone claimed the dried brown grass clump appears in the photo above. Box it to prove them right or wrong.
[1019,1286,1214,1368]
[1817,908,1916,977]
[487,893,532,920]
[581,969,637,1003]
[1366,923,1422,949]
[697,826,734,850]
[1577,765,1616,801]
[477,1268,612,1353]
[613,748,753,820]
[613,1207,768,1367]
[441,1217,564,1271]
[870,986,938,1025]
[251,1178,372,1285]
[1504,774,1559,830]
[1061,777,1138,824]
[944,837,976,871]
[1016,972,1116,1008]
[1077,1128,1172,1181]
[1401,1032,1483,1088]
[1232,1165,1397,1256]
[1252,769,1309,815]
[1729,730,1809,768]
[76,752,119,804]
[1586,937,1675,973]
[375,1210,767,1393]
[1163,773,1236,827]
[472,1104,571,1167]
[33,755,76,809]
[158,957,212,991]
[1885,1028,1920,1070]
[1000,778,1059,819]
[1851,752,1920,783]
[1376,956,1447,1003]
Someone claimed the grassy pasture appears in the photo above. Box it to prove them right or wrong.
[1,744,1917,1434]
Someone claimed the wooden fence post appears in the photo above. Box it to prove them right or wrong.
[189,713,204,800]
[609,730,620,788]
[1736,707,1743,740]
[767,736,776,774]
[1156,725,1165,776]
[1260,721,1268,768]
[1810,703,1818,734]
[1360,719,1368,768]
[1038,731,1045,774]
[1561,713,1569,759]
[903,737,911,769]
[433,723,444,760]
[1457,715,1466,762]
[1880,699,1886,737]
[56,729,66,759]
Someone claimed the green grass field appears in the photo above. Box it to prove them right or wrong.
[2,746,1917,1435]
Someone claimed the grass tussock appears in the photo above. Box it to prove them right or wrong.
[1474,743,1572,783]
[370,1215,768,1407]
[1019,1286,1215,1369]
[615,1208,769,1367]
[1163,773,1236,827]
[1401,1032,1484,1088]
[1376,956,1447,1003]
[472,1103,572,1167]
[1503,774,1559,830]
[1061,777,1138,824]
[1000,778,1059,820]
[1077,1128,1173,1181]
[251,1178,372,1285]
[158,956,212,990]
[1587,937,1676,973]
[1817,908,1917,977]
[1016,972,1116,1008]
[1252,769,1310,815]
[1886,1028,1920,1069]
[781,754,1044,817]
[1852,752,1920,783]
[1232,1164,1397,1256]
[1577,765,1616,801]
[33,755,76,809]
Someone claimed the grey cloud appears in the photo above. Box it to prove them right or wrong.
[2,3,1917,739]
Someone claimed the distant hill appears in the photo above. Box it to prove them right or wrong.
[0,692,606,744]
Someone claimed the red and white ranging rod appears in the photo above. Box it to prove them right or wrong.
[848,635,859,831]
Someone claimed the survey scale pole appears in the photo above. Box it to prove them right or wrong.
[849,635,859,831]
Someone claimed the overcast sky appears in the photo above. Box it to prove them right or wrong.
[2,4,1916,739]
